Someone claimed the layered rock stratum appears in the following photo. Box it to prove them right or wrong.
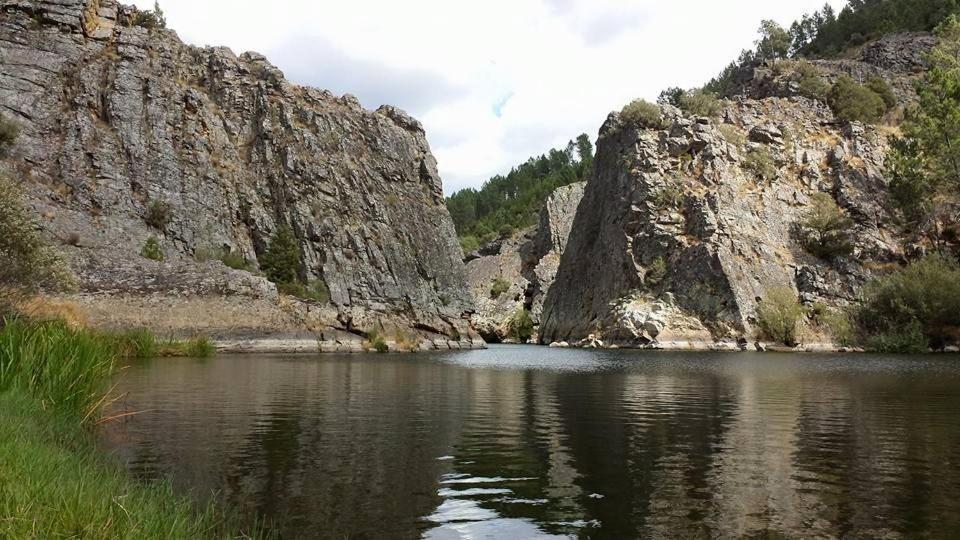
[540,36,932,349]
[0,0,478,349]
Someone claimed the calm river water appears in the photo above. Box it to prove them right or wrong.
[101,345,960,539]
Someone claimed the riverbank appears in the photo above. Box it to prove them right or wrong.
[0,319,265,538]
[216,336,487,354]
[0,391,266,538]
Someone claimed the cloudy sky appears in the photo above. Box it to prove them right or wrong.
[132,0,847,194]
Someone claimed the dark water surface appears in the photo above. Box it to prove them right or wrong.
[101,345,960,539]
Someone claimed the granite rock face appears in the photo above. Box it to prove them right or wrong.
[540,95,901,346]
[0,1,476,342]
[465,182,584,342]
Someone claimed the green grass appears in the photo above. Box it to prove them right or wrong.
[0,390,267,539]
[0,319,256,537]
[0,319,116,416]
[158,336,216,358]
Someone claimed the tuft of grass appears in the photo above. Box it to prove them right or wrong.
[108,327,158,359]
[364,329,389,353]
[195,246,251,271]
[141,236,164,261]
[156,336,216,358]
[490,277,511,299]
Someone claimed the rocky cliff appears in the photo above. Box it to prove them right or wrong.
[540,37,928,349]
[0,0,478,349]
[465,182,584,342]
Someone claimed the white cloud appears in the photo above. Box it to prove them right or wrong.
[134,0,847,194]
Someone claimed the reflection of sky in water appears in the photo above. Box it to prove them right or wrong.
[101,345,960,539]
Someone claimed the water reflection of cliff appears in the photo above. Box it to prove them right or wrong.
[103,350,960,539]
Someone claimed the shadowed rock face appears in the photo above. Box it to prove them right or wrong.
[0,0,473,338]
[540,95,903,346]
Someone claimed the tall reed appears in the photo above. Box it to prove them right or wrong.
[0,318,117,416]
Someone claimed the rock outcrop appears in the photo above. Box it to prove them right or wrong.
[465,182,584,342]
[541,87,906,347]
[0,0,478,347]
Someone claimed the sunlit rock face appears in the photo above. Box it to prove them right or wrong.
[539,43,926,346]
[0,0,475,341]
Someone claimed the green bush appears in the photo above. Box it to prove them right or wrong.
[132,1,167,29]
[507,308,535,342]
[855,255,960,352]
[865,321,928,353]
[140,236,163,261]
[0,114,19,158]
[490,277,511,299]
[365,329,389,353]
[196,246,251,271]
[756,287,804,345]
[260,224,301,285]
[304,279,330,303]
[651,182,684,209]
[459,235,480,254]
[0,177,73,316]
[800,193,854,259]
[866,76,897,109]
[144,200,172,230]
[646,257,667,286]
[743,147,777,181]
[718,124,747,148]
[829,75,886,123]
[810,304,857,347]
[677,89,723,117]
[621,99,665,129]
[794,61,830,101]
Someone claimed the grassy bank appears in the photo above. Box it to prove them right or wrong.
[0,319,261,538]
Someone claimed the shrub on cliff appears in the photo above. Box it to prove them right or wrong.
[756,287,805,346]
[0,177,73,316]
[490,277,510,299]
[866,76,897,109]
[507,308,535,342]
[140,236,163,261]
[195,246,250,271]
[743,147,777,181]
[645,257,667,286]
[800,193,854,259]
[621,99,665,129]
[144,200,171,230]
[793,61,830,102]
[133,1,167,29]
[260,224,301,285]
[829,75,887,123]
[854,255,960,352]
[676,89,723,118]
[0,114,19,158]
